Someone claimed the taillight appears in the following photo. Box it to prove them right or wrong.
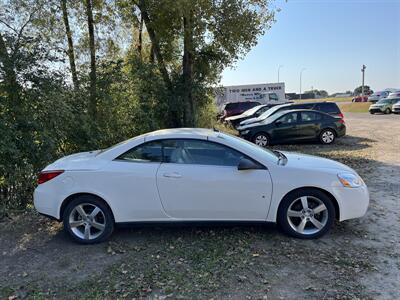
[338,113,344,119]
[38,170,64,184]
[338,118,345,124]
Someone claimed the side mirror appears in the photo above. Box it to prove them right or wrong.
[275,120,282,127]
[237,157,265,171]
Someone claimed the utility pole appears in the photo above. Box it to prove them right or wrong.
[299,68,306,100]
[278,65,283,82]
[361,65,366,96]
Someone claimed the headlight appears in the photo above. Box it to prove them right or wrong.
[337,173,363,188]
[240,130,250,135]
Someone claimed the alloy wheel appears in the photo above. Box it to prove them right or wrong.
[254,134,269,147]
[68,203,106,240]
[321,130,334,144]
[286,196,328,235]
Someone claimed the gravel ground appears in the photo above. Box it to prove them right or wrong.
[0,113,399,300]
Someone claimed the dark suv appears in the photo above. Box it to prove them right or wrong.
[221,101,261,119]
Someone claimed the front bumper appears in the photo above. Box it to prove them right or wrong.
[238,131,253,141]
[332,184,369,221]
[392,107,400,113]
[369,108,384,113]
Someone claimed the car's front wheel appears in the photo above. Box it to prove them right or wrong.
[384,108,391,114]
[277,188,335,239]
[63,195,114,244]
[253,132,270,147]
[319,129,335,144]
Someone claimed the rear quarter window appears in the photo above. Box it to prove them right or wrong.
[315,103,341,114]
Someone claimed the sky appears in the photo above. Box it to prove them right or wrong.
[221,0,400,94]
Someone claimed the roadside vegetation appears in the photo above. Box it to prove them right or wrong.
[338,102,370,113]
[0,0,276,215]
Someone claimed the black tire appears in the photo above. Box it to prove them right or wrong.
[369,111,374,114]
[63,195,114,244]
[319,128,336,144]
[277,188,336,239]
[253,132,270,147]
[384,108,391,114]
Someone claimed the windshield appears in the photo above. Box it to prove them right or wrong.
[377,99,390,104]
[243,105,265,116]
[257,105,287,120]
[218,132,279,163]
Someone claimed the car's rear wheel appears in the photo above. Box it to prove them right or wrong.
[319,129,335,144]
[63,195,114,244]
[253,132,269,147]
[384,108,391,114]
[277,189,335,239]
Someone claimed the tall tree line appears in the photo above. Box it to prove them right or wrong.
[0,0,276,211]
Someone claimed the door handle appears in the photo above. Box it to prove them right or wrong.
[163,172,182,178]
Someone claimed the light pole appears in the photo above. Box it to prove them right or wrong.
[361,65,366,96]
[278,65,283,82]
[299,68,306,100]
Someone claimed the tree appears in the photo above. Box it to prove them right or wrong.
[135,0,276,126]
[61,0,79,89]
[304,89,329,97]
[354,85,372,95]
[85,0,97,120]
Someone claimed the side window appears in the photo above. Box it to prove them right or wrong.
[269,93,279,101]
[277,112,298,124]
[293,104,311,110]
[301,111,322,122]
[163,139,245,167]
[117,141,162,162]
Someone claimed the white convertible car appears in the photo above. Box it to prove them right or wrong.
[34,128,369,243]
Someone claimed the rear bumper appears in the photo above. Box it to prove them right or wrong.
[336,125,346,137]
[34,185,62,220]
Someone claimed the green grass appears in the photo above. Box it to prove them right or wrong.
[338,102,370,113]
[294,97,352,103]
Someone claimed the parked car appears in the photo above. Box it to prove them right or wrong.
[225,104,274,128]
[352,95,368,102]
[391,99,400,114]
[238,109,346,146]
[34,128,368,243]
[221,101,260,119]
[368,91,389,103]
[238,101,343,129]
[369,98,399,114]
[387,91,400,99]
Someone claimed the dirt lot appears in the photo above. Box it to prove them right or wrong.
[1,113,399,300]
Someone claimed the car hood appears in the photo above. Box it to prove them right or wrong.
[238,118,268,130]
[281,151,355,174]
[225,113,246,121]
[240,116,263,126]
[43,150,105,171]
[370,103,385,108]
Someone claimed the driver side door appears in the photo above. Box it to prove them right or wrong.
[156,139,272,220]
